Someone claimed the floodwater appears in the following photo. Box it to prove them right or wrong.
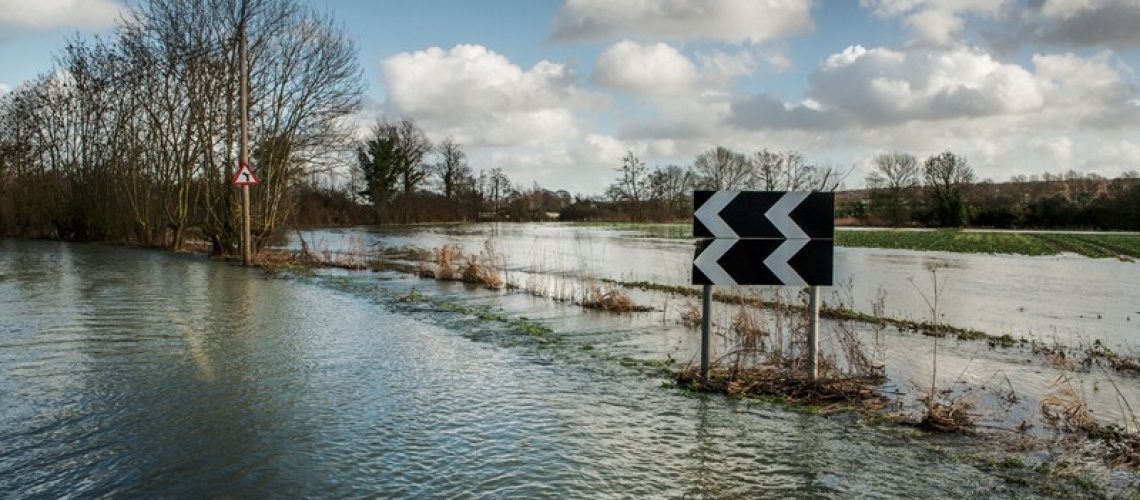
[293,223,1140,350]
[0,239,1041,497]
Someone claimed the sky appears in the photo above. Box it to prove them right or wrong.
[1,0,1140,194]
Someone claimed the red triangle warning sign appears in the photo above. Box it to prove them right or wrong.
[232,163,259,186]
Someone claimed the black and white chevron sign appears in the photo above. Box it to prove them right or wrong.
[691,190,834,286]
[693,191,833,239]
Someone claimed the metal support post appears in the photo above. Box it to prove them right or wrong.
[808,285,820,382]
[701,284,711,382]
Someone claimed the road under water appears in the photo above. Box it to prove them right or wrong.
[0,240,1035,497]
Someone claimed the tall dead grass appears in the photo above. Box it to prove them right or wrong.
[434,244,460,280]
[830,279,886,380]
[580,279,648,312]
[1041,374,1099,434]
[460,240,504,290]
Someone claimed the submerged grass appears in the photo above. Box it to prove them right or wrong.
[959,453,1111,498]
[253,243,1140,380]
[269,243,1139,492]
[836,230,1140,259]
[398,287,557,342]
[583,222,1140,259]
[611,278,998,342]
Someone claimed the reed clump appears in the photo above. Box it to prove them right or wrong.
[1037,373,1140,467]
[1041,374,1099,435]
[458,240,504,290]
[580,279,651,312]
[678,301,701,326]
[434,244,460,280]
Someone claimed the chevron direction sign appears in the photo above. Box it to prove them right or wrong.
[691,190,834,286]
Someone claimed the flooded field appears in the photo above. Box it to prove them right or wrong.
[292,223,1140,350]
[0,239,1065,497]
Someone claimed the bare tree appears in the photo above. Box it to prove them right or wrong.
[394,118,432,196]
[606,150,648,220]
[751,148,815,190]
[923,151,975,226]
[805,162,849,192]
[693,146,749,190]
[866,152,920,226]
[433,136,470,220]
[486,167,512,217]
[647,164,694,218]
[434,137,468,200]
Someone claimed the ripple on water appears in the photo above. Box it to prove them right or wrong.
[0,241,1023,498]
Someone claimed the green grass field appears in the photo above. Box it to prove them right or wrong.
[612,223,1140,259]
[834,230,1140,259]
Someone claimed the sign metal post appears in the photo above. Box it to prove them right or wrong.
[701,284,711,381]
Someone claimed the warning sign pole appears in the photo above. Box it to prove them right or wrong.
[239,8,251,267]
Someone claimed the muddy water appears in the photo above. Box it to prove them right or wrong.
[0,240,1032,497]
[293,223,1140,350]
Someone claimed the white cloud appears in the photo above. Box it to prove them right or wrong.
[1016,0,1140,48]
[712,42,1140,185]
[861,0,1008,46]
[1035,136,1074,162]
[904,8,965,46]
[579,134,650,166]
[760,49,794,73]
[0,0,122,30]
[696,46,790,84]
[380,44,603,147]
[593,41,698,95]
[863,0,1005,18]
[733,45,1046,129]
[1031,51,1140,127]
[749,47,1134,132]
[0,83,10,95]
[593,41,784,96]
[620,91,733,140]
[549,0,814,44]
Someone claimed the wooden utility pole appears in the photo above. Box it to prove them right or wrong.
[239,5,251,266]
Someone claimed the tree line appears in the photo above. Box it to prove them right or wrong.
[0,0,361,251]
[346,125,848,224]
[853,151,1140,229]
[596,146,845,222]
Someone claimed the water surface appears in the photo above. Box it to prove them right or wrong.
[0,240,1024,497]
[292,223,1140,349]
